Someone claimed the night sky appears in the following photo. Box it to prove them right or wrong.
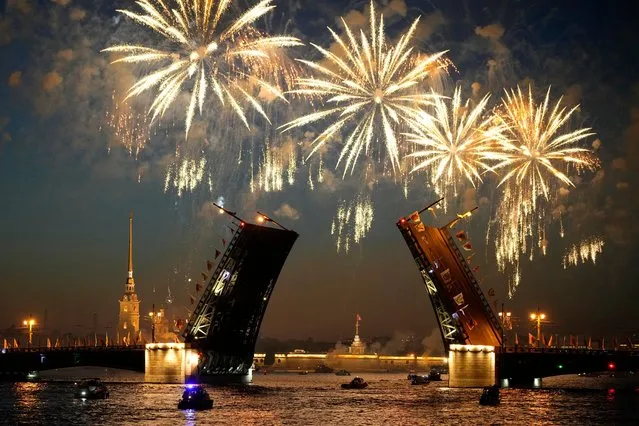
[1,0,638,344]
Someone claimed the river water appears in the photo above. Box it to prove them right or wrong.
[1,370,638,425]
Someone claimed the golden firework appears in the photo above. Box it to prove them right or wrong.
[281,1,447,175]
[406,86,504,198]
[103,0,302,138]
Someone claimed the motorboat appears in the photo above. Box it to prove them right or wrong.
[341,377,368,389]
[74,379,109,399]
[335,369,351,376]
[407,373,417,381]
[26,371,40,382]
[178,384,214,410]
[428,369,442,381]
[479,385,500,406]
[411,375,430,385]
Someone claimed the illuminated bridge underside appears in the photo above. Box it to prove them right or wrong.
[183,223,298,379]
[397,212,502,351]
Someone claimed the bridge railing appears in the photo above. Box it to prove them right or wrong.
[503,346,639,355]
[1,345,146,353]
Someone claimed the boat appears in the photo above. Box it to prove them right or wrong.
[178,384,214,410]
[298,370,309,375]
[74,379,109,399]
[411,375,430,385]
[479,385,500,406]
[26,371,40,382]
[335,369,351,376]
[428,369,442,381]
[407,373,417,381]
[314,364,334,374]
[341,377,368,389]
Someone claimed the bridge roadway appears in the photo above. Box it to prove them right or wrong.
[500,346,639,386]
[0,345,145,377]
[2,344,639,386]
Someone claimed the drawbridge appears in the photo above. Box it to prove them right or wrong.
[396,204,502,352]
[183,212,298,382]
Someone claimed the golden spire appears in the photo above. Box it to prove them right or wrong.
[126,210,135,291]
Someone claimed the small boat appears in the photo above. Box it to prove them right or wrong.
[74,378,109,399]
[26,371,40,382]
[341,377,368,389]
[178,384,213,410]
[479,385,500,406]
[407,373,417,381]
[335,369,351,376]
[314,364,334,374]
[298,370,309,375]
[428,369,442,381]
[411,375,430,385]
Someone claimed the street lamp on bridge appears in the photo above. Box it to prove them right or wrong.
[530,309,547,348]
[23,317,36,348]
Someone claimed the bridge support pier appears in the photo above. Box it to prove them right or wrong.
[448,344,496,388]
[144,343,199,384]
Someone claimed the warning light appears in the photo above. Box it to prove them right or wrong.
[400,218,406,224]
[557,364,563,369]
[608,362,616,370]
[240,222,245,227]
[257,215,265,223]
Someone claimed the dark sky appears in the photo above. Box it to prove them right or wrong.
[1,0,638,342]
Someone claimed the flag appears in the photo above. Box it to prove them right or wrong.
[222,238,227,247]
[472,265,480,273]
[528,333,535,346]
[542,334,547,347]
[13,338,19,348]
[455,230,467,241]
[105,333,109,347]
[215,249,221,259]
[453,293,465,306]
[47,338,51,349]
[356,314,362,321]
[206,260,214,271]
[463,241,473,251]
[515,334,519,346]
[427,206,437,218]
[601,337,605,350]
[466,253,475,262]
[201,272,208,280]
[2,338,7,349]
[55,338,60,348]
[613,337,618,350]
[196,282,202,292]
[562,336,566,347]
[569,335,575,347]
[487,288,495,297]
[547,335,553,347]
[94,333,98,347]
[409,211,421,223]
[440,268,452,283]
[587,337,592,349]
[190,296,195,305]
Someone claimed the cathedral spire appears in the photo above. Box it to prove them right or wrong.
[126,210,135,292]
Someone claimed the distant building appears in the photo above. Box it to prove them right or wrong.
[349,314,367,355]
[118,212,140,343]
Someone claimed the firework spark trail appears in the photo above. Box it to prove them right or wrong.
[406,86,505,204]
[487,85,598,295]
[281,1,447,175]
[562,237,604,268]
[103,0,302,138]
[164,154,209,197]
[331,195,374,253]
[105,93,151,159]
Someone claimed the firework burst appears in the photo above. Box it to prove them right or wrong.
[488,85,599,295]
[281,1,447,175]
[103,0,302,138]
[406,86,503,200]
[563,237,604,269]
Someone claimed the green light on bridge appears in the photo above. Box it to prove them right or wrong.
[557,364,564,369]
